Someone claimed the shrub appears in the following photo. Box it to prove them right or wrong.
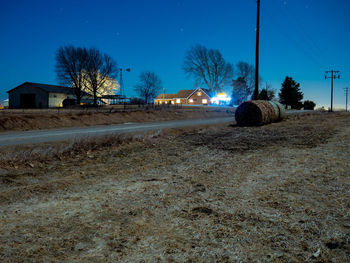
[304,100,316,110]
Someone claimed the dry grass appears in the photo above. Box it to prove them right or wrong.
[0,131,162,167]
[0,107,233,133]
[0,112,350,262]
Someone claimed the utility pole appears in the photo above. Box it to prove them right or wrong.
[346,87,349,112]
[254,0,260,100]
[325,70,340,112]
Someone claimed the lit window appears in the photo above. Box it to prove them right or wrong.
[197,92,202,96]
[165,101,168,104]
[159,101,162,104]
[202,99,207,104]
[189,99,194,103]
[176,99,180,103]
[171,101,175,104]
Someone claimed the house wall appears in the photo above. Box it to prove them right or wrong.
[48,93,67,108]
[174,98,187,104]
[154,89,211,105]
[154,99,175,104]
[187,90,211,105]
[8,85,49,108]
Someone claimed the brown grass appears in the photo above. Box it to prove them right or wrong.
[0,131,161,167]
[0,107,234,133]
[0,112,350,262]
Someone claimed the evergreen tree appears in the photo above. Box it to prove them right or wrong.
[279,76,303,109]
[259,89,275,100]
[259,83,275,100]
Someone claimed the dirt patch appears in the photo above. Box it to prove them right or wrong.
[0,112,350,262]
[0,107,234,132]
[181,113,339,152]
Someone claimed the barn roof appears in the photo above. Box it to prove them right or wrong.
[7,82,92,96]
[8,82,76,94]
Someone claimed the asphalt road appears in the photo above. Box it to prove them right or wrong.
[0,117,235,146]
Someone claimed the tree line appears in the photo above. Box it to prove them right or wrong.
[183,44,315,109]
[56,44,315,109]
[55,46,162,106]
[56,46,117,106]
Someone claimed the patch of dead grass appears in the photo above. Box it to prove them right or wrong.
[0,108,233,133]
[1,112,350,262]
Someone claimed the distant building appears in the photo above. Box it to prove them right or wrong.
[7,82,91,108]
[0,99,8,109]
[154,88,211,105]
[3,99,8,108]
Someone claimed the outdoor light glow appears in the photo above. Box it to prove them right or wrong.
[211,92,231,105]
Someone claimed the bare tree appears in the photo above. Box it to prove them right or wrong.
[55,46,88,104]
[183,44,234,93]
[83,48,118,106]
[134,71,162,104]
[232,61,261,102]
[232,77,248,105]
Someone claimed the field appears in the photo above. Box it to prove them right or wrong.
[0,112,350,262]
[0,106,234,132]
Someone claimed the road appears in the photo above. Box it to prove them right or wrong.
[0,117,234,146]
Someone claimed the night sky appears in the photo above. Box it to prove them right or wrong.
[1,0,349,108]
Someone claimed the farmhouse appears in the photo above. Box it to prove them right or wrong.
[154,88,211,105]
[7,82,91,108]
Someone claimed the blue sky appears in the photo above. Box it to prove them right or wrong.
[0,0,349,108]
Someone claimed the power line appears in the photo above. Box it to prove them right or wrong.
[325,70,340,112]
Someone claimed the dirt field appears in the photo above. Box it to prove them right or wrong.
[0,112,350,262]
[0,107,234,133]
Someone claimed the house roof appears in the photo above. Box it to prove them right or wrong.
[175,89,196,98]
[155,93,178,100]
[201,88,214,97]
[155,88,212,100]
[8,82,91,96]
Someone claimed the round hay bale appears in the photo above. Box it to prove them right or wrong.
[274,102,286,119]
[235,100,285,126]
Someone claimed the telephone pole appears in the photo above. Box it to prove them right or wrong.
[253,0,260,100]
[345,87,349,112]
[325,70,340,112]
